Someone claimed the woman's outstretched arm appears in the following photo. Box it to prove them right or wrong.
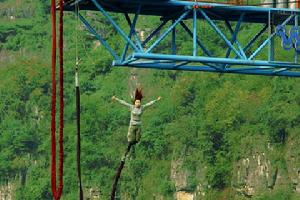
[112,96,132,108]
[142,96,161,109]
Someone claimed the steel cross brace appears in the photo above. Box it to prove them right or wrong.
[122,5,142,61]
[72,1,300,77]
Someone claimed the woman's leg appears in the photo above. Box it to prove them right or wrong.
[136,126,142,143]
[127,125,135,144]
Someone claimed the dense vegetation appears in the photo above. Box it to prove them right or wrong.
[0,0,299,199]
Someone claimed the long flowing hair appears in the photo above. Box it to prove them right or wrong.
[133,88,143,103]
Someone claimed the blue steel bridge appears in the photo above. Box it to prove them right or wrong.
[63,0,300,77]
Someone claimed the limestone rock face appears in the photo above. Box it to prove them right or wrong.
[171,158,207,200]
[171,159,188,191]
[233,139,300,198]
[233,153,272,197]
[176,191,194,200]
[87,187,101,199]
[285,136,300,194]
[171,159,195,200]
[0,182,13,200]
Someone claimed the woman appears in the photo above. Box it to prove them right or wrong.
[112,88,161,145]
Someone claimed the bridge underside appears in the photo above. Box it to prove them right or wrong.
[64,0,300,25]
[63,0,300,77]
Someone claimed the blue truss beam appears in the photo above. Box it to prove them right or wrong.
[113,62,300,77]
[142,20,168,47]
[146,10,190,53]
[179,22,213,57]
[78,13,119,60]
[122,6,141,61]
[243,24,268,55]
[249,14,294,60]
[199,9,243,59]
[268,10,274,62]
[124,12,143,50]
[65,1,300,77]
[295,15,299,63]
[90,0,141,52]
[131,53,300,69]
[224,14,246,60]
[172,20,176,55]
[193,8,197,57]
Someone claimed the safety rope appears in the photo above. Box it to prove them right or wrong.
[75,2,84,199]
[111,143,133,200]
[51,0,64,199]
[75,66,83,200]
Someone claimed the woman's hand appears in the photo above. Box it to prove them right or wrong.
[157,96,161,101]
[112,96,116,101]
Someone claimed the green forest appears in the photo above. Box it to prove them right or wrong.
[0,0,299,199]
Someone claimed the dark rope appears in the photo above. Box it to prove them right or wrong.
[111,143,133,200]
[76,69,84,200]
[75,2,84,199]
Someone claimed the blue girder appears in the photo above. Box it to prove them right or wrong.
[63,0,300,77]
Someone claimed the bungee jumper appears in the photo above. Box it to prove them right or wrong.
[112,88,161,146]
[110,88,161,199]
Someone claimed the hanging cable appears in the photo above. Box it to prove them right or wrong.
[51,0,64,199]
[111,143,133,200]
[75,2,84,200]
